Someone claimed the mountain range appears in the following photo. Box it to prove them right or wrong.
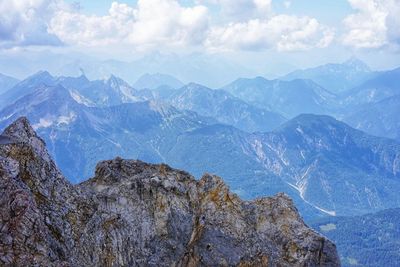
[0,50,256,88]
[1,58,400,266]
[0,71,144,110]
[165,83,286,132]
[221,77,338,118]
[1,77,400,221]
[281,57,374,93]
[0,84,213,181]
[344,94,400,141]
[340,67,400,107]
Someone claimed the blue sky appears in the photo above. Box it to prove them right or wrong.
[68,0,352,19]
[0,0,399,82]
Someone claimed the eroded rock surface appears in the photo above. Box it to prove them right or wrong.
[0,117,340,266]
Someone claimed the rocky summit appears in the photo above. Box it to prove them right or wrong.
[0,117,340,266]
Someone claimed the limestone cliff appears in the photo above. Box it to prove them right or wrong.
[0,117,340,266]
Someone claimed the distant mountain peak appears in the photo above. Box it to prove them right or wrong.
[57,73,89,83]
[185,82,208,89]
[272,114,357,140]
[280,58,373,92]
[105,74,130,87]
[0,71,58,109]
[134,73,184,90]
[343,57,370,71]
[106,74,120,82]
[32,70,53,79]
[255,75,268,81]
[276,113,342,131]
[77,73,89,81]
[22,70,55,85]
[236,76,269,83]
[293,113,335,121]
[35,70,51,75]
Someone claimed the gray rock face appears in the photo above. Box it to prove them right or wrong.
[0,117,340,266]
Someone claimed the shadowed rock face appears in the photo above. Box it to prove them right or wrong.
[0,117,340,266]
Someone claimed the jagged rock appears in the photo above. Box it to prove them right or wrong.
[0,117,340,266]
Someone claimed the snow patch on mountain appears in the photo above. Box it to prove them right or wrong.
[119,85,141,102]
[33,118,53,129]
[69,89,95,107]
[57,113,76,125]
[32,112,77,130]
[252,139,267,162]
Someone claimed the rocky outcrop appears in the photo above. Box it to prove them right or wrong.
[0,117,340,266]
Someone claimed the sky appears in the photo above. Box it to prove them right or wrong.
[0,0,399,86]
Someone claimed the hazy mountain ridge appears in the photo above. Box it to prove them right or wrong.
[0,71,145,110]
[340,67,400,107]
[281,58,374,93]
[222,76,338,118]
[4,61,399,132]
[0,70,55,109]
[166,82,286,132]
[221,63,400,140]
[344,94,400,141]
[0,73,19,95]
[133,73,184,90]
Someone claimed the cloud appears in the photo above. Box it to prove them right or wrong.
[342,0,400,49]
[48,2,136,47]
[385,0,400,45]
[206,15,334,52]
[0,0,63,47]
[49,0,209,48]
[0,0,334,53]
[198,0,272,21]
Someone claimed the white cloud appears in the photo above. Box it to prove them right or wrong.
[206,15,334,52]
[199,0,272,21]
[50,0,333,52]
[0,0,63,47]
[253,0,272,15]
[49,0,209,48]
[342,0,400,49]
[0,0,334,53]
[385,0,400,46]
[48,2,135,47]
